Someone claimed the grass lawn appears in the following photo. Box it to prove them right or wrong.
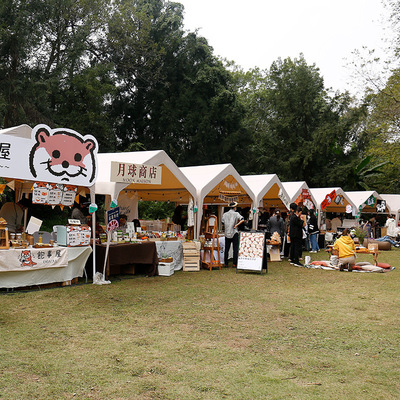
[1,249,399,399]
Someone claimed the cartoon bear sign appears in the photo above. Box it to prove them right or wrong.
[29,125,98,187]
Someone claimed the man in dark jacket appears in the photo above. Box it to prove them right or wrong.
[289,203,304,267]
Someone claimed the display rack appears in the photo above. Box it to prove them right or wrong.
[0,225,9,249]
[202,215,221,271]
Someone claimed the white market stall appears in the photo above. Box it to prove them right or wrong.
[0,124,97,289]
[180,164,256,238]
[93,151,198,274]
[241,174,290,230]
[379,194,400,224]
[309,187,357,230]
[282,181,317,211]
[94,150,197,217]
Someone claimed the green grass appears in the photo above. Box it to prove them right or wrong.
[1,249,399,399]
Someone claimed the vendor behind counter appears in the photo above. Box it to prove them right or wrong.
[0,198,30,233]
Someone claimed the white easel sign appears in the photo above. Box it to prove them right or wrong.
[237,232,265,273]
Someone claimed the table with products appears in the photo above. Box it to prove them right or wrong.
[95,241,159,278]
[0,246,92,289]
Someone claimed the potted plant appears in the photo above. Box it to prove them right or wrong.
[351,227,366,246]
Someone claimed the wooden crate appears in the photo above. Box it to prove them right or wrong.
[183,258,200,271]
[182,241,200,271]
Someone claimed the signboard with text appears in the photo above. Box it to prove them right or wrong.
[110,161,162,185]
[0,124,98,186]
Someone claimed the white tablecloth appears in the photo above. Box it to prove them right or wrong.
[0,246,92,289]
[155,241,183,271]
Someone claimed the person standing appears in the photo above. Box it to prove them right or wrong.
[308,209,320,253]
[385,214,398,239]
[289,203,304,267]
[268,209,284,240]
[222,201,244,268]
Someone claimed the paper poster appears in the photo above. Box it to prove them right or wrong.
[237,232,265,272]
[61,185,77,207]
[32,182,48,204]
[32,182,77,207]
[47,183,63,205]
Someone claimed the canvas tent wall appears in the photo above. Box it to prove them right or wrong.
[241,174,290,230]
[93,150,197,224]
[180,164,255,238]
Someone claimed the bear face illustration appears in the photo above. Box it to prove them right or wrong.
[29,126,97,186]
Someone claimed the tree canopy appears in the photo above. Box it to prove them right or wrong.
[0,0,397,192]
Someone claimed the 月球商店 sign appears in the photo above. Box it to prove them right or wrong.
[110,161,162,185]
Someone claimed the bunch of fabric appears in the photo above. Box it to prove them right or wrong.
[305,260,394,273]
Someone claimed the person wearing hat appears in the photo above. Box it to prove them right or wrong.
[221,201,244,268]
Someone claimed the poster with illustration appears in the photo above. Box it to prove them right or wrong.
[237,232,265,272]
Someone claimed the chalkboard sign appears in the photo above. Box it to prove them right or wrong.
[237,232,265,273]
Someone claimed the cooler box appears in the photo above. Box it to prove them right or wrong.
[56,225,91,246]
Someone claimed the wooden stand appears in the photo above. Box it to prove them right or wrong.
[0,225,10,249]
[202,215,222,270]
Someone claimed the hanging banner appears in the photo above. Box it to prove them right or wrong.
[110,161,162,185]
[278,189,290,209]
[0,124,98,186]
[218,193,239,203]
[321,190,337,210]
[366,195,376,207]
[32,182,77,207]
[376,200,386,213]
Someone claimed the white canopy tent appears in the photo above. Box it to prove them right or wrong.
[345,191,386,215]
[180,164,255,238]
[380,194,400,224]
[282,181,317,209]
[93,150,197,224]
[241,174,290,230]
[309,187,357,227]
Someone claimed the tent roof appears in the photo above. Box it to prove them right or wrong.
[180,164,255,205]
[0,124,33,139]
[282,181,317,205]
[241,174,290,209]
[380,194,400,214]
[94,150,197,201]
[345,191,384,212]
[309,187,356,212]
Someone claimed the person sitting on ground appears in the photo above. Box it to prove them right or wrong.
[332,228,356,271]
